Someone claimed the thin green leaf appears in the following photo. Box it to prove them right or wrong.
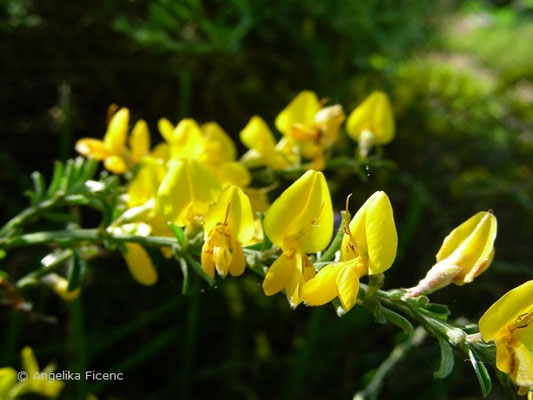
[47,160,65,196]
[60,159,75,191]
[67,252,85,292]
[363,297,386,324]
[469,348,492,397]
[183,253,215,286]
[170,223,185,247]
[31,171,46,203]
[178,257,190,295]
[381,306,414,336]
[434,337,454,379]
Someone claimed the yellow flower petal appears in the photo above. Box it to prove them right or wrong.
[340,191,397,275]
[229,239,246,277]
[243,187,270,214]
[129,119,150,164]
[262,251,296,296]
[104,155,128,174]
[204,186,255,244]
[346,91,394,145]
[263,170,333,253]
[479,280,533,341]
[123,243,158,286]
[75,138,112,160]
[240,116,289,170]
[156,158,221,226]
[103,107,129,154]
[284,251,305,308]
[201,122,237,163]
[336,264,360,312]
[241,116,277,154]
[275,91,321,136]
[151,142,170,161]
[302,263,342,306]
[169,119,205,159]
[158,118,175,142]
[201,244,216,278]
[495,338,533,387]
[437,211,497,284]
[128,159,167,207]
[313,104,346,146]
[206,161,251,188]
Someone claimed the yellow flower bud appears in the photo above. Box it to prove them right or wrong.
[479,280,533,389]
[346,91,395,157]
[409,211,497,296]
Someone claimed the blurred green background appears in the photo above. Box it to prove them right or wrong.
[1,0,533,398]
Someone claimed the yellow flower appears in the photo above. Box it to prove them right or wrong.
[75,107,150,174]
[1,347,65,399]
[479,280,533,391]
[408,211,497,296]
[156,158,221,228]
[158,118,204,160]
[201,186,255,278]
[275,91,345,169]
[346,91,394,157]
[240,116,291,170]
[303,191,397,312]
[262,170,333,307]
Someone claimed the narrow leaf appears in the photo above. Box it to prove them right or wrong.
[469,348,492,397]
[31,171,47,203]
[170,223,185,247]
[434,337,454,379]
[381,306,414,336]
[67,252,85,292]
[47,160,65,196]
[178,257,190,295]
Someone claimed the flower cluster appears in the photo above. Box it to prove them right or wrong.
[69,90,533,396]
[73,91,395,287]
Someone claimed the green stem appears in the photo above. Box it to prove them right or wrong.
[318,210,347,263]
[353,326,426,400]
[0,229,179,249]
[16,249,73,288]
[0,197,62,237]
